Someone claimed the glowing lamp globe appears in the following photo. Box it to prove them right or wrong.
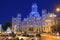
[56,8,60,12]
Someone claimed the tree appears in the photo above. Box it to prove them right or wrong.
[51,24,60,33]
[2,22,12,31]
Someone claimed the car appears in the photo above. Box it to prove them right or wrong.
[6,36,15,40]
[16,36,29,40]
[6,36,12,40]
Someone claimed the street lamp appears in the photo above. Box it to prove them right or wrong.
[56,8,60,12]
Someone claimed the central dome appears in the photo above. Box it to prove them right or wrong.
[29,3,40,18]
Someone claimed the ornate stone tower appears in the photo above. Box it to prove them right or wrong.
[12,14,21,33]
[29,3,40,19]
[26,3,41,33]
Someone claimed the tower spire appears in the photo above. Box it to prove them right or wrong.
[17,8,21,18]
[32,3,38,12]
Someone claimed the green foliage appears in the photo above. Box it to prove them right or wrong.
[3,22,12,31]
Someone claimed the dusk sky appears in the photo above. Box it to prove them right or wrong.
[0,0,60,25]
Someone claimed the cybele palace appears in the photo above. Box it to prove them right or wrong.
[12,3,58,34]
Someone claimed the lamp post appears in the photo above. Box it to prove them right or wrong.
[56,8,60,35]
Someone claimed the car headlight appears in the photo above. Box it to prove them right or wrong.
[8,37,12,39]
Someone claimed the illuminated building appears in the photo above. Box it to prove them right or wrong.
[26,3,42,33]
[42,10,56,32]
[12,14,21,33]
[12,3,42,33]
[0,24,2,33]
[12,3,59,33]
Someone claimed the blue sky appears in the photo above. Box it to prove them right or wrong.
[0,0,60,25]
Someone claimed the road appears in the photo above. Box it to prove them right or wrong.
[41,33,60,40]
[0,34,60,40]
